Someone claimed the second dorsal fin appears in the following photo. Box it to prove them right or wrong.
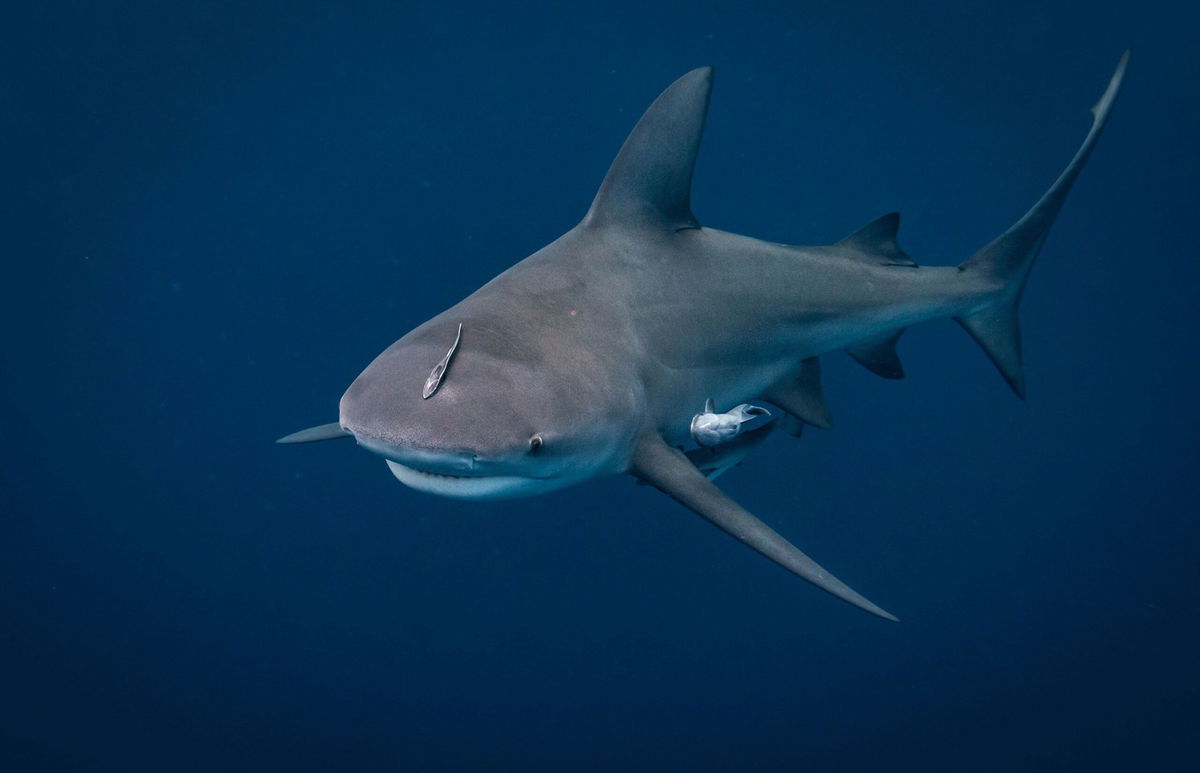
[583,68,714,232]
[835,212,917,267]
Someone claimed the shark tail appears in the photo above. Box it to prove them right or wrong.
[956,49,1128,399]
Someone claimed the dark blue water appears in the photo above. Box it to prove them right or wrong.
[4,1,1197,770]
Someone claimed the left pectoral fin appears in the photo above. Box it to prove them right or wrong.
[630,433,898,621]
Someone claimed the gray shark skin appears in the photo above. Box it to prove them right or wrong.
[280,51,1129,621]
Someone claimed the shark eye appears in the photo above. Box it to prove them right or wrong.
[528,434,543,454]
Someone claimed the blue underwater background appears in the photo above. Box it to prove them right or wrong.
[3,1,1198,770]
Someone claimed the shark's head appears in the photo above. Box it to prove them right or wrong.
[338,315,640,500]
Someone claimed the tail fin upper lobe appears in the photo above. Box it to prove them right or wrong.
[957,50,1129,398]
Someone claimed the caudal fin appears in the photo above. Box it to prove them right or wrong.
[957,50,1129,399]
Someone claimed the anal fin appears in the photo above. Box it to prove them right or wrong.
[631,433,898,621]
[847,329,906,379]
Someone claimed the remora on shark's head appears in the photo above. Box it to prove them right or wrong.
[280,52,1130,621]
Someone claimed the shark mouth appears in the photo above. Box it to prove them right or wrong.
[383,459,549,501]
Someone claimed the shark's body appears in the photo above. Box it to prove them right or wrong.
[281,53,1129,621]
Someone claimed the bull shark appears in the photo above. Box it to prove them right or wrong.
[280,52,1129,621]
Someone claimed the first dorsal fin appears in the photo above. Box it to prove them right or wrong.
[835,212,917,267]
[583,67,713,231]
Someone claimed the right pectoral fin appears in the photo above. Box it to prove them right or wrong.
[276,422,351,444]
[630,433,898,621]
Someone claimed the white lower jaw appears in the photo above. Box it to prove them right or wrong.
[384,459,554,501]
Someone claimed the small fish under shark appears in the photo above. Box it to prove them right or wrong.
[279,51,1129,621]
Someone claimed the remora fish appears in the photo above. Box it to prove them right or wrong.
[280,52,1129,621]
